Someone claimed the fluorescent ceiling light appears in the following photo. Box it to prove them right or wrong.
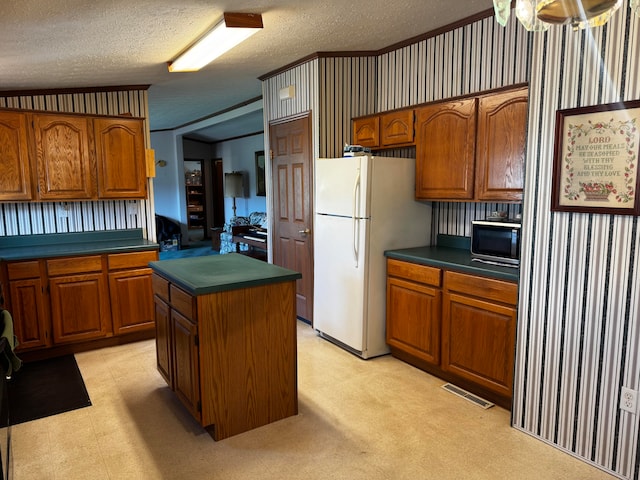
[168,13,263,72]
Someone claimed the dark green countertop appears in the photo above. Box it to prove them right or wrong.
[0,229,158,261]
[149,253,302,295]
[385,237,519,282]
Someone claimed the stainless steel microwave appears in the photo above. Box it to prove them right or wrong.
[471,220,521,265]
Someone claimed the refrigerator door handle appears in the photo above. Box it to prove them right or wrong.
[352,168,360,268]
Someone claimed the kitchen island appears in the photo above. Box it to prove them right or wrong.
[149,254,301,440]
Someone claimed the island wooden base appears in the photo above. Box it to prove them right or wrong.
[198,281,298,440]
[153,270,298,441]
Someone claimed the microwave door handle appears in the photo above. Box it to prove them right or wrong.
[511,229,518,257]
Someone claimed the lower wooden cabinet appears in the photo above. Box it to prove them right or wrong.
[49,270,111,344]
[153,275,201,420]
[107,251,157,335]
[442,271,517,399]
[171,308,200,419]
[1,249,157,355]
[386,258,518,407]
[386,259,441,365]
[154,296,172,385]
[6,260,50,350]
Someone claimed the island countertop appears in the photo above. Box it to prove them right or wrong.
[149,253,302,295]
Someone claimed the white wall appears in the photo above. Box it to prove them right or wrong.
[150,131,182,223]
[151,130,267,235]
[214,134,267,218]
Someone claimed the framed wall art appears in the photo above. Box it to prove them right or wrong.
[255,150,266,196]
[551,100,640,216]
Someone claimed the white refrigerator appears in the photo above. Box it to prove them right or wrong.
[313,155,432,359]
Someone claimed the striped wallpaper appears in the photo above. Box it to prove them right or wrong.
[262,6,640,478]
[0,88,156,240]
[263,15,530,236]
[513,4,640,479]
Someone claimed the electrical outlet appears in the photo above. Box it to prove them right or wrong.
[620,387,638,414]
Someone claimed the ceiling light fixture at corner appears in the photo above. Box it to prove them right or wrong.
[168,12,263,72]
[536,0,622,29]
[493,0,639,31]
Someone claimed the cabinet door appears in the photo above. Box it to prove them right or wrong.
[9,278,50,351]
[49,272,111,344]
[441,292,516,397]
[352,116,380,148]
[0,111,33,201]
[32,114,96,200]
[475,87,528,202]
[386,276,441,365]
[381,110,414,146]
[93,118,147,199]
[154,296,172,387]
[172,309,200,421]
[108,267,154,335]
[415,99,477,200]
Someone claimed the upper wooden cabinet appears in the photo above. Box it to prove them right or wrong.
[0,111,33,201]
[32,113,96,200]
[415,85,528,202]
[352,115,380,148]
[352,109,415,148]
[380,109,415,146]
[475,88,528,202]
[0,108,147,202]
[415,98,477,200]
[94,118,147,199]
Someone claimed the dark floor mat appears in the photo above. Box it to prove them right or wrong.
[6,355,91,426]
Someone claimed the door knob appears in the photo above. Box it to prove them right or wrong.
[298,228,311,234]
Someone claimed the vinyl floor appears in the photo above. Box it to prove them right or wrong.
[9,322,615,479]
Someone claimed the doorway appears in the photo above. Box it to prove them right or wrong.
[269,113,314,323]
[203,158,225,228]
[202,158,225,248]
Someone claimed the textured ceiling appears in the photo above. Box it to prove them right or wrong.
[0,0,495,139]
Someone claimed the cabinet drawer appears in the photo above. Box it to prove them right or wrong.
[108,250,158,270]
[7,260,40,280]
[152,273,169,302]
[387,259,441,287]
[444,271,517,305]
[170,284,195,319]
[47,255,102,276]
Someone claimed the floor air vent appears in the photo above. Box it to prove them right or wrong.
[442,383,494,409]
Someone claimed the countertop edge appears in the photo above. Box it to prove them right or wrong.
[165,273,302,296]
[149,254,302,296]
[385,247,519,282]
[0,240,159,261]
